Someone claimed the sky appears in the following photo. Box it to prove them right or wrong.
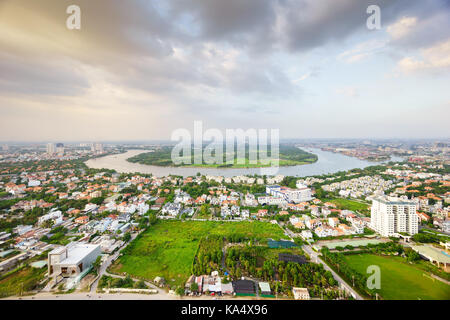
[0,0,449,142]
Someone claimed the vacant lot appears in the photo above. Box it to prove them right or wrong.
[343,254,450,300]
[323,198,370,214]
[0,266,46,298]
[110,220,287,286]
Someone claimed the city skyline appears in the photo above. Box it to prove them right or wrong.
[0,0,449,141]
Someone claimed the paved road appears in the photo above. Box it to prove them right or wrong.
[4,292,270,300]
[90,232,140,293]
[303,245,364,300]
[5,292,176,300]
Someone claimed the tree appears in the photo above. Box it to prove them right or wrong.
[92,255,102,274]
[190,282,199,292]
[175,286,185,296]
[123,232,131,242]
[135,280,147,289]
[406,250,420,262]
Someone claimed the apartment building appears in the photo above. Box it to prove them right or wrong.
[370,196,419,237]
[266,185,312,203]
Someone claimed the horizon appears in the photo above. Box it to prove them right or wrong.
[1,137,450,145]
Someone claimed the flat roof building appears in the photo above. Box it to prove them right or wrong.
[258,282,271,295]
[48,242,101,278]
[292,287,310,300]
[232,280,256,295]
[370,196,418,237]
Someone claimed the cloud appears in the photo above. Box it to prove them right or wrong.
[387,16,417,40]
[0,0,448,140]
[335,87,359,98]
[397,40,450,73]
[279,0,411,52]
[386,1,450,49]
[337,40,386,63]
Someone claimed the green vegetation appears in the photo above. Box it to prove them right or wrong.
[224,245,340,298]
[98,274,149,289]
[413,231,449,244]
[192,235,223,275]
[343,254,450,300]
[321,198,370,215]
[109,220,287,286]
[126,144,317,168]
[321,242,450,300]
[0,266,47,298]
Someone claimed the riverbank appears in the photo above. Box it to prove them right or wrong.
[85,148,402,178]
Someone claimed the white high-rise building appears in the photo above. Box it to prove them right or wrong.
[370,196,419,237]
[47,143,55,155]
[91,142,104,154]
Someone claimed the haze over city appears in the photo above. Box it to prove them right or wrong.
[0,0,449,142]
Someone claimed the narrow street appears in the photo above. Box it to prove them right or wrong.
[302,245,364,300]
[90,231,140,293]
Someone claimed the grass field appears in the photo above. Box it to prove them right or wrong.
[0,266,46,298]
[110,220,287,286]
[343,254,450,300]
[323,198,370,214]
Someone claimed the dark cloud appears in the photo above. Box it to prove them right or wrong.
[0,52,89,95]
[0,0,448,98]
[168,0,277,44]
[386,0,450,49]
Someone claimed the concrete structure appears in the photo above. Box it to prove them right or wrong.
[292,287,310,300]
[258,282,271,295]
[410,244,450,272]
[266,185,312,203]
[48,242,101,278]
[38,209,63,226]
[370,196,419,237]
[46,143,55,155]
[0,252,29,272]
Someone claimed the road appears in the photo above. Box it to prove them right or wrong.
[302,244,364,300]
[90,231,140,293]
[4,292,270,300]
[276,221,364,300]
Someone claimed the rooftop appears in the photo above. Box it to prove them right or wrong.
[50,243,100,265]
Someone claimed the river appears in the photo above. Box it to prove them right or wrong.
[85,148,403,178]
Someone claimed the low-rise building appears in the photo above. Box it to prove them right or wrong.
[292,287,310,300]
[48,242,101,278]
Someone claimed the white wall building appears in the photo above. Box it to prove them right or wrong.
[48,243,101,278]
[266,185,312,203]
[38,210,63,226]
[370,196,419,237]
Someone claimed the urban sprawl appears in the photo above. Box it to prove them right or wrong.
[0,141,449,300]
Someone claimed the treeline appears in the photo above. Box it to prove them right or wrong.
[98,275,148,289]
[126,144,318,167]
[333,241,404,255]
[225,246,338,295]
[192,235,224,275]
[413,231,448,244]
[321,247,376,298]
